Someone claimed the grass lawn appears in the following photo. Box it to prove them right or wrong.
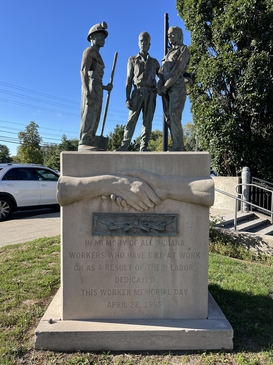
[0,234,273,364]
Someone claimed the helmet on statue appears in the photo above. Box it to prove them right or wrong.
[87,22,108,41]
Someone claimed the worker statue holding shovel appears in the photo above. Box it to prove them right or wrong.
[78,22,116,151]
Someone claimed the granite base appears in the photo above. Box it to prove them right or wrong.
[35,289,233,351]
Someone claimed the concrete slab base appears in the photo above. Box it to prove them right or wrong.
[35,289,233,351]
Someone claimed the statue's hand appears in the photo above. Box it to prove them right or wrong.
[126,100,132,110]
[111,176,161,211]
[103,83,113,92]
[101,194,128,208]
[107,83,113,91]
[160,85,167,94]
[86,93,92,105]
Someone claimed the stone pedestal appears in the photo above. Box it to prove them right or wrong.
[35,152,233,350]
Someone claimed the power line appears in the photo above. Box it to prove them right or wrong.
[0,89,79,110]
[0,80,133,118]
[0,119,77,135]
[0,98,79,117]
[0,81,79,105]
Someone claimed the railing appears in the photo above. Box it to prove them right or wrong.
[252,177,273,190]
[214,183,273,231]
[251,177,273,212]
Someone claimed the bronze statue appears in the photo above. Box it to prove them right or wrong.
[116,32,160,152]
[158,26,190,151]
[78,22,112,151]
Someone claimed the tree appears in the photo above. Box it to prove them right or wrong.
[183,123,197,151]
[177,0,273,179]
[59,134,78,152]
[43,135,79,171]
[42,144,60,170]
[0,144,12,163]
[107,125,125,151]
[148,130,163,151]
[107,125,138,151]
[17,121,43,164]
[147,130,173,151]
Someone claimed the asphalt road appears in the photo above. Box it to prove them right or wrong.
[0,207,60,248]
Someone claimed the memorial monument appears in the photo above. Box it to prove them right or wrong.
[34,21,233,352]
[35,151,233,351]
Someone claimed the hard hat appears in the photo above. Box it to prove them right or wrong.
[87,21,108,41]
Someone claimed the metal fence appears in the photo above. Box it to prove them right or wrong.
[251,177,273,212]
[215,182,273,230]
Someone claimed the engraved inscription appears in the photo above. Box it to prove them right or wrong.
[64,231,207,318]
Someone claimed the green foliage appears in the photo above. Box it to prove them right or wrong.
[107,125,195,152]
[10,155,21,163]
[107,124,139,151]
[43,135,79,170]
[0,237,60,364]
[42,144,60,170]
[177,0,273,179]
[148,130,173,151]
[59,134,78,152]
[148,129,163,151]
[17,121,43,164]
[1,237,273,363]
[209,225,273,265]
[0,144,12,163]
[183,122,197,151]
[107,124,126,151]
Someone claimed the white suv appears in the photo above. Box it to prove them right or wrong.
[0,164,59,221]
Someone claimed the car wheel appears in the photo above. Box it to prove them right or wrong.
[0,197,13,221]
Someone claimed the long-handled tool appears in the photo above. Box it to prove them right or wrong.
[94,52,118,150]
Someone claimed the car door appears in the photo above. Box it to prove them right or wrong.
[35,168,59,205]
[1,167,41,207]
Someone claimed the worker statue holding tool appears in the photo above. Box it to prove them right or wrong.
[116,32,160,152]
[78,22,117,151]
[157,26,190,151]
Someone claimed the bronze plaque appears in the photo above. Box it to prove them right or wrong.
[93,213,178,237]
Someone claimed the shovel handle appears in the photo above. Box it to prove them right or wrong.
[100,52,118,136]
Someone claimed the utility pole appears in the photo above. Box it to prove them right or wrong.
[162,13,169,151]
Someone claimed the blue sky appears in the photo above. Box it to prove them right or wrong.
[0,0,192,156]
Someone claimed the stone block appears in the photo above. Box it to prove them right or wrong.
[35,152,233,350]
[60,152,211,320]
[35,289,233,351]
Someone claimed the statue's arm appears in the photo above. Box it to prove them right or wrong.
[125,57,134,107]
[123,170,214,207]
[80,48,93,98]
[163,46,190,90]
[57,174,161,211]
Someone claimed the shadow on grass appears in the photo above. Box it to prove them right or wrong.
[209,283,273,352]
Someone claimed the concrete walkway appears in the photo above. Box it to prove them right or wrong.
[0,209,60,248]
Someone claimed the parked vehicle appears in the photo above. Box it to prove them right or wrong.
[0,164,59,221]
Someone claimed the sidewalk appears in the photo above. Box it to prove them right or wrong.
[210,207,234,218]
[0,211,60,248]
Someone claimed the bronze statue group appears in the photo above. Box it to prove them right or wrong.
[78,22,190,152]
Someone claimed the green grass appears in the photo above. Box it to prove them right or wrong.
[0,235,273,364]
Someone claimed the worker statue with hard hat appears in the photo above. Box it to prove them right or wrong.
[78,22,112,150]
